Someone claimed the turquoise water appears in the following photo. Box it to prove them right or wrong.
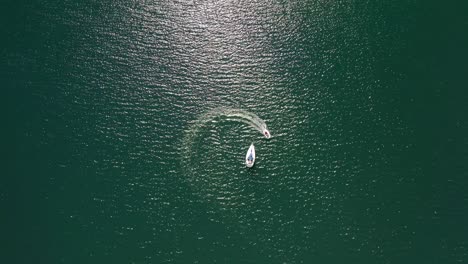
[4,1,468,263]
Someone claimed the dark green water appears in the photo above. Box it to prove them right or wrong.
[3,1,468,263]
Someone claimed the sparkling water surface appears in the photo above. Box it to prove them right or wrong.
[4,0,468,263]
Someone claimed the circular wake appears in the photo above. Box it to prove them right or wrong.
[180,107,270,206]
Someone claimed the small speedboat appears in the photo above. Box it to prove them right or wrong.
[263,129,271,139]
[245,143,255,167]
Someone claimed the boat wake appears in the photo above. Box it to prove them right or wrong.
[181,107,270,158]
[201,107,270,137]
[180,107,270,203]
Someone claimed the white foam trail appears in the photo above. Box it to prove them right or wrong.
[209,107,269,135]
[182,107,269,148]
[180,107,270,178]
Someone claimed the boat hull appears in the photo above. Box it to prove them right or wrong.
[245,144,255,167]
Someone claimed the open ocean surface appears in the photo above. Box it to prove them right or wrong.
[3,1,468,263]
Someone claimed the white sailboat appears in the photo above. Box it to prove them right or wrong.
[245,143,255,168]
